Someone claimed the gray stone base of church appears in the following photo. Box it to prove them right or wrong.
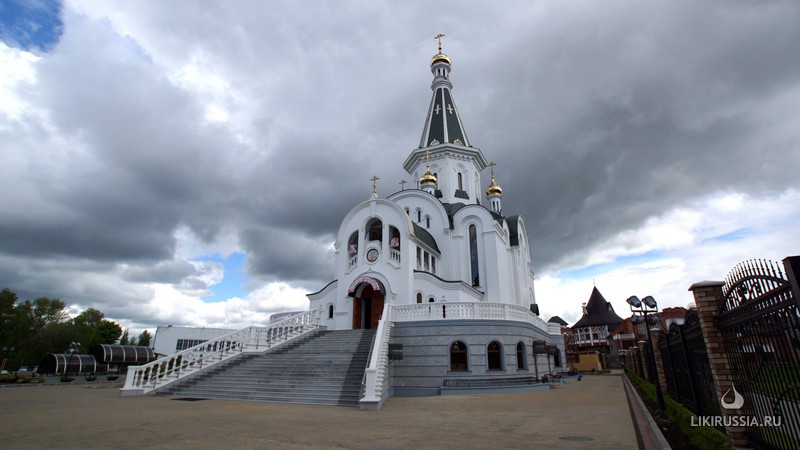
[387,320,564,396]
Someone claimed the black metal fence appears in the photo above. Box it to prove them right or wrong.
[718,258,800,450]
[658,311,719,417]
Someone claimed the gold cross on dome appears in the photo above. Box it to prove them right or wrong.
[434,104,441,115]
[370,175,380,194]
[435,33,445,52]
[425,150,432,169]
[488,161,496,177]
[447,104,454,114]
[399,180,407,190]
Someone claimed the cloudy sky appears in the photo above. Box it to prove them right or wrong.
[2,0,799,333]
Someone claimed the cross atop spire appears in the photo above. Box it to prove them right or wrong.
[435,33,445,53]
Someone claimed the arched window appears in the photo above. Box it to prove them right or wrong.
[366,218,382,242]
[450,341,468,371]
[389,226,400,249]
[347,232,358,256]
[457,172,463,191]
[487,341,503,370]
[416,293,422,304]
[428,297,435,303]
[417,209,421,222]
[469,224,480,287]
[425,216,430,228]
[516,342,526,369]
[328,304,334,319]
[404,208,409,215]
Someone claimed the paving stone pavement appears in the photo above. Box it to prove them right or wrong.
[0,373,636,449]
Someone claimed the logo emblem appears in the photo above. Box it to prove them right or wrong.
[720,384,744,410]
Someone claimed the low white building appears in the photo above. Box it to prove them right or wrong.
[151,326,234,358]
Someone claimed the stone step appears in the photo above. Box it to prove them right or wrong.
[159,329,374,407]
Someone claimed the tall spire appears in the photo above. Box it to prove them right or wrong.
[419,34,469,149]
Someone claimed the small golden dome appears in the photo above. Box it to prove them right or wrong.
[430,51,451,67]
[420,169,437,186]
[486,175,502,196]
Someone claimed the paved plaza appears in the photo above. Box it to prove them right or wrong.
[0,373,637,449]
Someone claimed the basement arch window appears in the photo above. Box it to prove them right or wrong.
[450,341,468,371]
[366,218,382,242]
[487,341,503,371]
[516,342,526,369]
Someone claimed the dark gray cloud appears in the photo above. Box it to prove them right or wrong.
[1,0,799,328]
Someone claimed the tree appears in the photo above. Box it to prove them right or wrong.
[119,329,130,345]
[137,330,152,347]
[74,308,122,351]
[0,288,18,346]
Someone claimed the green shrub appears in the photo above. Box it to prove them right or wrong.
[626,369,730,450]
[17,377,31,384]
[105,375,119,381]
[60,376,74,382]
[84,375,97,382]
[0,374,17,383]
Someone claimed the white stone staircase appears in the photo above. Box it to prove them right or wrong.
[160,329,376,406]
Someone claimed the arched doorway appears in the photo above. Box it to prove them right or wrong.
[352,284,385,330]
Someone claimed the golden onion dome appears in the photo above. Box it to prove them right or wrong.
[420,169,437,186]
[486,175,503,196]
[430,51,451,67]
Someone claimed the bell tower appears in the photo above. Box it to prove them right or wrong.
[403,34,488,204]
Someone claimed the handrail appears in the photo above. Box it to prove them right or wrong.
[121,308,323,395]
[360,303,393,407]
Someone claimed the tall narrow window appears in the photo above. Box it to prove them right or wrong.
[366,218,382,242]
[417,210,421,222]
[457,172,463,191]
[450,341,468,371]
[431,257,436,275]
[424,251,429,271]
[389,226,400,249]
[328,304,334,319]
[516,342,526,369]
[416,293,422,304]
[416,247,422,269]
[348,232,358,256]
[426,216,430,228]
[469,224,480,287]
[487,341,502,370]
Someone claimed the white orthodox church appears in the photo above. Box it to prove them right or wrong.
[306,40,564,398]
[125,39,564,407]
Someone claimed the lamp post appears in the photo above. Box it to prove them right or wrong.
[67,341,80,377]
[627,295,665,411]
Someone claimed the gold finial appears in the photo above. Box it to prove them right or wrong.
[419,150,437,187]
[370,175,380,194]
[430,33,451,66]
[486,162,502,196]
[435,33,445,53]
[399,180,407,191]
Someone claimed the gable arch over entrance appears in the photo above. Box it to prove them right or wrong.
[349,276,387,330]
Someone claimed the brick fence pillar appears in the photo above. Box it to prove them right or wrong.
[689,281,748,448]
[650,331,668,398]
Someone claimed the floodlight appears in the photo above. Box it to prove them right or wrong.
[627,296,642,308]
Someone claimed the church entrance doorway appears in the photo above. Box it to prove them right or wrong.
[352,285,384,330]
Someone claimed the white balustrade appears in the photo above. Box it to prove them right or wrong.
[390,248,401,262]
[349,255,358,268]
[390,302,559,335]
[361,303,394,408]
[121,308,323,396]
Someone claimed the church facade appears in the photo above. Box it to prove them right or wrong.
[307,41,563,397]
